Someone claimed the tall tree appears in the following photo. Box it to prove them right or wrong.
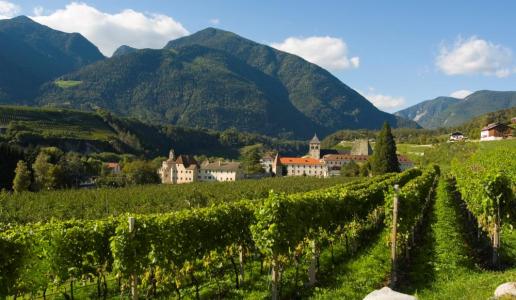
[0,143,25,190]
[123,160,160,185]
[359,161,371,177]
[12,160,31,192]
[370,122,400,175]
[33,152,62,190]
[340,160,360,177]
[240,144,264,174]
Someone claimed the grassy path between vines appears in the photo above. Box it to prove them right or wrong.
[310,226,391,299]
[401,177,516,300]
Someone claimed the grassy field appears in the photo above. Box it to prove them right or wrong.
[54,80,82,89]
[396,139,515,171]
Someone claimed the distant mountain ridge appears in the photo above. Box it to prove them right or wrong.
[112,45,138,57]
[395,97,459,123]
[0,16,104,103]
[36,27,418,138]
[395,90,516,128]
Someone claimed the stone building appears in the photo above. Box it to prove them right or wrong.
[309,134,321,159]
[158,150,199,184]
[350,139,373,155]
[159,149,243,184]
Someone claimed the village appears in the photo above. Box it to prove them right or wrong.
[157,118,514,185]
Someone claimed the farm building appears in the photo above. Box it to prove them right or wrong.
[449,132,465,141]
[480,123,512,141]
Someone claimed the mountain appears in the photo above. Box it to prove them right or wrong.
[0,16,104,104]
[112,45,138,57]
[396,90,516,128]
[394,97,459,125]
[37,27,418,139]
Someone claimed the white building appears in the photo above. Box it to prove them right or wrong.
[159,149,243,184]
[259,155,274,173]
[449,132,465,141]
[158,150,199,184]
[199,161,244,182]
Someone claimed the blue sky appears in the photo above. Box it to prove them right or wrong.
[2,0,515,112]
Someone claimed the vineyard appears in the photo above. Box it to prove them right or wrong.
[0,141,515,299]
[0,105,115,141]
[0,176,356,224]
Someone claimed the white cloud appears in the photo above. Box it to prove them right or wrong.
[209,18,220,25]
[436,36,514,78]
[271,36,359,71]
[0,1,20,19]
[359,88,406,112]
[450,89,473,99]
[31,2,189,56]
[32,6,44,16]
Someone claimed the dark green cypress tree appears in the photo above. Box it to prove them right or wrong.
[370,122,400,175]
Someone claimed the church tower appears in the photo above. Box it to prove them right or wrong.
[309,134,321,159]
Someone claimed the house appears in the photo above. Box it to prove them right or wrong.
[480,123,512,141]
[159,149,243,184]
[259,154,274,173]
[449,132,465,141]
[273,154,328,177]
[398,155,413,171]
[199,160,244,182]
[322,154,369,176]
[104,162,121,174]
[512,117,516,124]
[158,150,199,184]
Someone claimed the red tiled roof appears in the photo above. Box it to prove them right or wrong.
[279,157,323,165]
[105,162,120,168]
[175,155,198,168]
[397,155,411,163]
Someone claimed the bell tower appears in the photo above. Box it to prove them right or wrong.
[309,134,320,159]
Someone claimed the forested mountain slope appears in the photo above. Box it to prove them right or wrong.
[0,16,104,103]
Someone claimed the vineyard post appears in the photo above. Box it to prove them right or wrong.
[128,217,139,300]
[492,199,501,268]
[308,240,317,286]
[239,245,245,283]
[390,184,399,287]
[271,256,279,300]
